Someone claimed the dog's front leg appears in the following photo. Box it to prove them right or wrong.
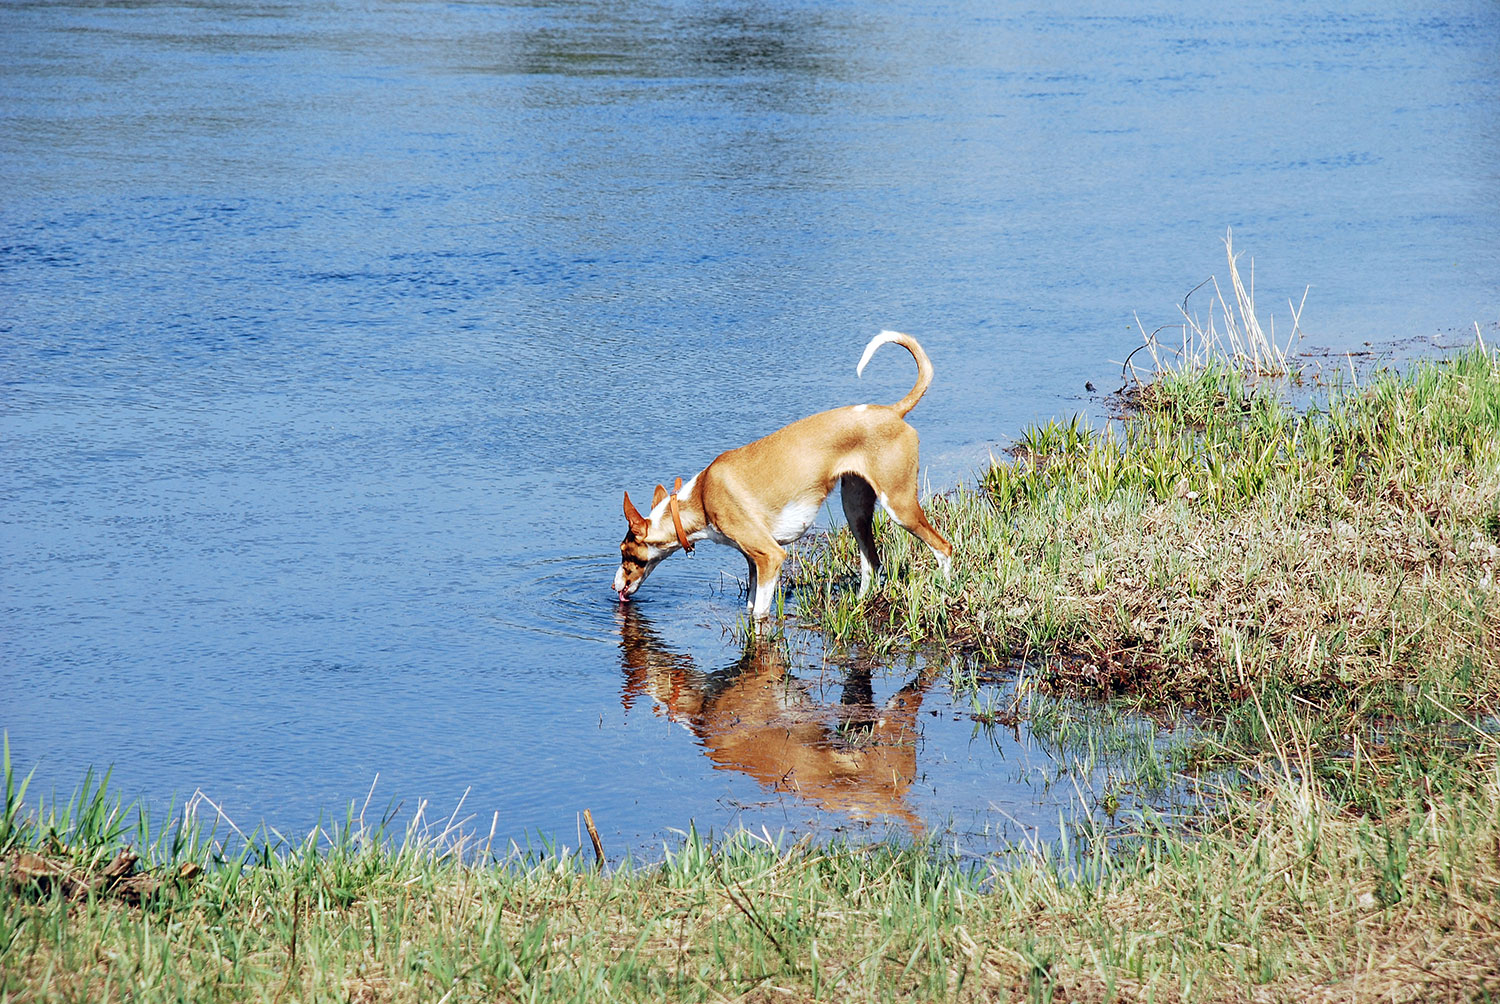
[743,541,786,620]
[750,565,780,619]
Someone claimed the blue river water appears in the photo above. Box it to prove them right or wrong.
[3,1,1497,858]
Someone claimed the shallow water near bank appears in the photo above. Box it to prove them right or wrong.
[3,0,1497,859]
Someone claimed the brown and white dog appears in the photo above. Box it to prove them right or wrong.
[614,330,953,619]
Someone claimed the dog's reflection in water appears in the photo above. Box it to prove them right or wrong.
[617,606,935,832]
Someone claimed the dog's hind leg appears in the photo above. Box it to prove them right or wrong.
[840,474,881,595]
[878,484,953,580]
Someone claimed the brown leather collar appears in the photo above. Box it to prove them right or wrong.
[668,476,694,552]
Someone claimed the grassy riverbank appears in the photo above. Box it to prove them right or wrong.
[798,335,1500,853]
[796,343,1500,741]
[3,739,1497,1002]
[7,327,1499,1001]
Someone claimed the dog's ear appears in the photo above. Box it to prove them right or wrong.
[652,484,668,508]
[623,491,649,535]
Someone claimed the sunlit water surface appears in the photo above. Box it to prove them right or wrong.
[3,0,1497,858]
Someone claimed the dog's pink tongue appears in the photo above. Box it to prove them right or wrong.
[617,589,630,603]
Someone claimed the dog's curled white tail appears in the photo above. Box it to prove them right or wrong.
[856,329,905,378]
[856,329,933,417]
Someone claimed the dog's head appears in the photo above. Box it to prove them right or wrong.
[613,485,669,601]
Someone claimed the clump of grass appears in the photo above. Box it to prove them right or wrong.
[793,339,1500,733]
[1126,227,1307,383]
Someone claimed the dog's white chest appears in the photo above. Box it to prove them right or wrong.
[770,497,821,544]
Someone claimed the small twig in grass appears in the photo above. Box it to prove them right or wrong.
[1182,274,1214,320]
[273,887,300,1004]
[1120,322,1183,386]
[723,879,794,966]
[183,788,248,847]
[358,772,379,833]
[437,787,474,853]
[582,808,606,869]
